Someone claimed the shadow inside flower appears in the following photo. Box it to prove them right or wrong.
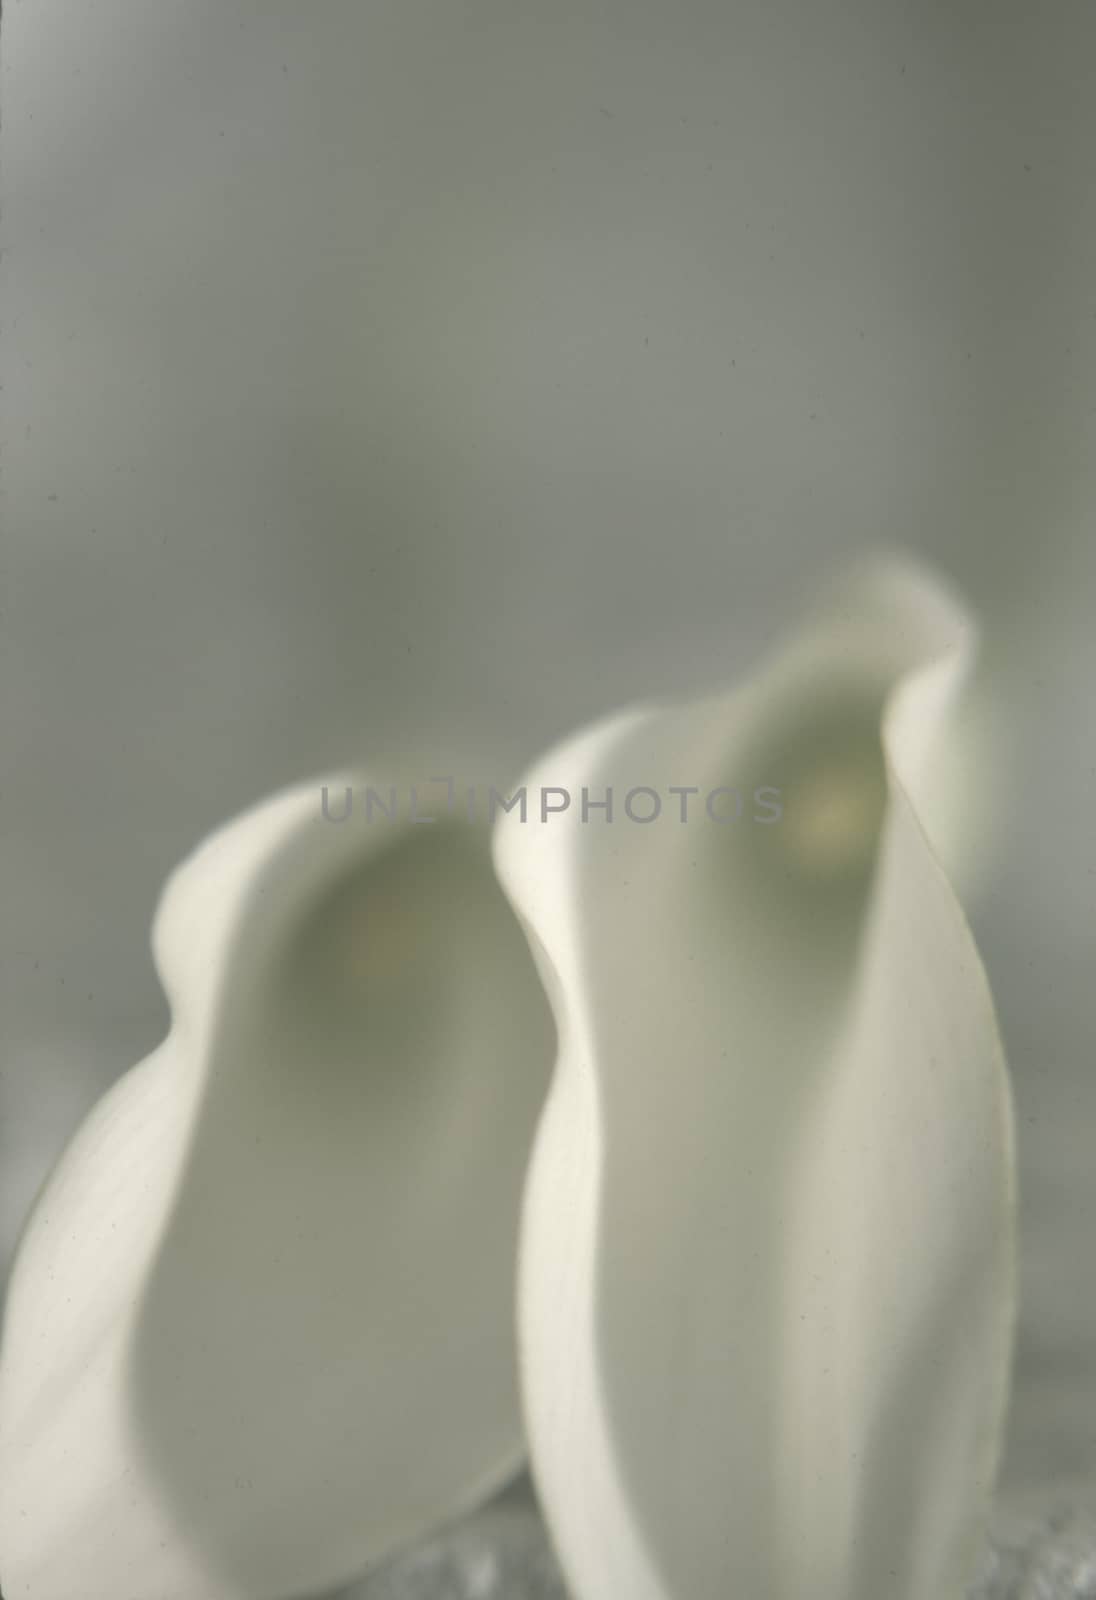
[131,813,554,1599]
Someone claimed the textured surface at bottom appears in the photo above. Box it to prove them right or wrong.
[5,1488,1093,1598]
[969,1508,1096,1599]
[335,1484,1096,1599]
[336,1483,564,1599]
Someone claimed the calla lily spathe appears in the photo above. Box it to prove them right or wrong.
[493,559,1016,1600]
[0,786,553,1600]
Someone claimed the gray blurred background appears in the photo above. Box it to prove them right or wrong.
[1,0,1094,1520]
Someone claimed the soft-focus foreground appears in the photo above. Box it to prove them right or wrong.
[0,787,554,1599]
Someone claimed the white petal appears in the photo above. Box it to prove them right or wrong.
[0,779,554,1600]
[494,559,1016,1600]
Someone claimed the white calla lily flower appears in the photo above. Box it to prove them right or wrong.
[494,559,1016,1600]
[0,784,553,1600]
[0,561,1017,1600]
